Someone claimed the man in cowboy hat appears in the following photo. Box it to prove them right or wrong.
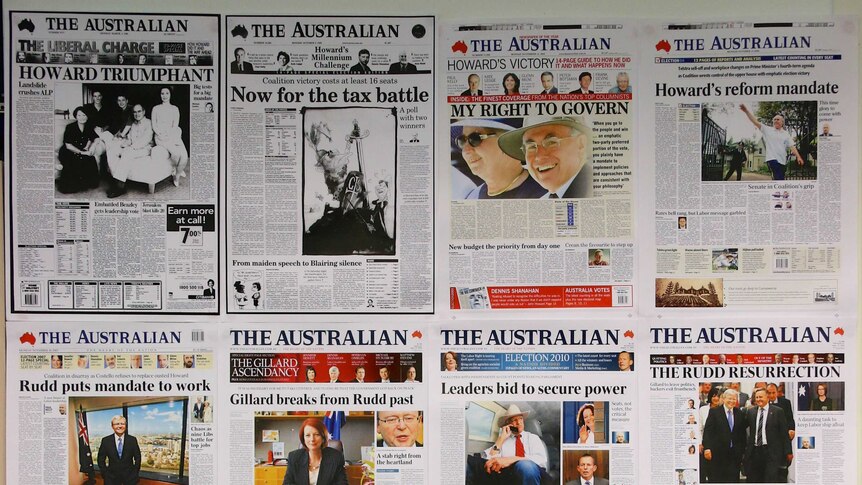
[467,404,550,484]
[498,115,593,199]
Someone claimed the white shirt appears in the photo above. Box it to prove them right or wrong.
[754,404,770,445]
[483,430,548,469]
[759,125,793,165]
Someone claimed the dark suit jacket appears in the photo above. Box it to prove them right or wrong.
[703,406,746,470]
[97,433,141,485]
[554,163,593,199]
[388,62,417,74]
[745,405,792,475]
[568,88,594,94]
[772,397,795,431]
[460,89,483,96]
[349,62,371,74]
[203,288,215,297]
[193,402,204,419]
[541,87,559,94]
[282,447,348,485]
[231,60,254,73]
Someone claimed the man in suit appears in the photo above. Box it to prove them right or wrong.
[328,366,340,383]
[461,73,483,96]
[568,72,594,94]
[193,397,205,423]
[728,382,749,408]
[97,415,141,485]
[767,383,795,481]
[703,389,747,482]
[498,115,593,199]
[467,404,551,485]
[744,388,793,483]
[352,366,366,383]
[539,72,558,94]
[388,52,417,74]
[230,47,254,73]
[379,366,391,383]
[349,49,372,74]
[376,411,423,447]
[565,453,608,485]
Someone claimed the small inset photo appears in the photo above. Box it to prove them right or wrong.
[799,382,844,411]
[588,248,610,267]
[563,449,609,485]
[711,248,738,271]
[563,401,609,444]
[797,436,816,450]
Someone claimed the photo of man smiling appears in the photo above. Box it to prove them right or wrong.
[498,115,593,199]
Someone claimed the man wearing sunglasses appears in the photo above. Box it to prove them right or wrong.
[498,115,592,199]
[452,118,545,199]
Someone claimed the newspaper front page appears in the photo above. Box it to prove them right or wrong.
[220,323,428,485]
[225,16,435,315]
[640,19,859,314]
[643,319,857,485]
[6,321,217,485]
[6,12,221,316]
[443,21,637,312]
[432,320,638,484]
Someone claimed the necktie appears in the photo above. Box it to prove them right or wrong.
[586,482,591,485]
[118,437,123,458]
[756,408,764,446]
[727,409,734,431]
[515,435,525,457]
[549,193,559,199]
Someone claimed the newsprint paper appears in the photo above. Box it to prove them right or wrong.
[225,16,435,315]
[220,323,427,485]
[442,21,637,313]
[640,19,859,314]
[432,320,638,484]
[6,321,217,485]
[6,12,220,316]
[642,318,857,485]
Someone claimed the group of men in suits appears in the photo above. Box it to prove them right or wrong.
[701,385,794,483]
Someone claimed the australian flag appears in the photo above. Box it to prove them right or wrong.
[323,411,347,440]
[76,410,96,484]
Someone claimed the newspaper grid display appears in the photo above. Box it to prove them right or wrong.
[225,16,435,314]
[6,12,221,316]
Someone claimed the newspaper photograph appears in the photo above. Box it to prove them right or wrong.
[640,19,859,314]
[5,11,220,316]
[220,323,427,485]
[442,21,637,312]
[643,319,856,484]
[6,321,217,485]
[432,320,638,484]
[225,16,434,314]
